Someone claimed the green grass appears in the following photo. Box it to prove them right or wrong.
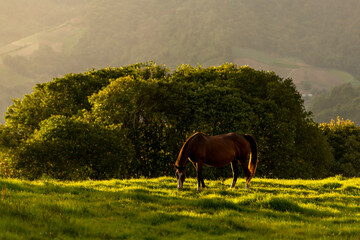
[330,69,359,86]
[231,47,300,69]
[0,177,359,239]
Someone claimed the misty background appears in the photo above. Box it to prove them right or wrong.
[1,0,360,124]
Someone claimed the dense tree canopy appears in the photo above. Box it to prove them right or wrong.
[14,116,133,180]
[0,62,339,180]
[319,117,360,177]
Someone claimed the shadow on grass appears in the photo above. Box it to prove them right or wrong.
[262,197,336,218]
[342,185,360,196]
[265,198,303,213]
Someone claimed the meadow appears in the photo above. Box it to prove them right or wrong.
[0,176,359,240]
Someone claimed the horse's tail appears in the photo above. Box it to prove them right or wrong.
[243,134,258,179]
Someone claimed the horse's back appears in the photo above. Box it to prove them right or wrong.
[226,132,250,149]
[191,133,248,167]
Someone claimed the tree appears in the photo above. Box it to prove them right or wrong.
[319,117,360,177]
[170,64,332,178]
[11,115,134,180]
[90,75,176,177]
[1,62,334,179]
[3,63,167,142]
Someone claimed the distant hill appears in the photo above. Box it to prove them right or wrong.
[0,0,93,45]
[310,83,360,125]
[1,0,360,123]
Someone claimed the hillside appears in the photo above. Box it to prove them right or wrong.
[0,0,94,122]
[1,0,360,122]
[310,84,360,124]
[0,0,93,45]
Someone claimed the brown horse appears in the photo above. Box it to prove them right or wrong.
[175,132,258,191]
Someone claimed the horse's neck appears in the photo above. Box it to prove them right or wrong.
[176,141,192,167]
[176,132,204,167]
[176,150,188,168]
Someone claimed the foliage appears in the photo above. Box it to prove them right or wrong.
[292,121,334,178]
[168,64,333,179]
[310,83,360,125]
[319,117,360,177]
[90,76,177,178]
[0,177,359,239]
[0,149,14,179]
[1,62,335,179]
[88,63,333,179]
[11,115,134,180]
[3,63,163,140]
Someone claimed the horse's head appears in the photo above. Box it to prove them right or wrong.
[175,165,186,190]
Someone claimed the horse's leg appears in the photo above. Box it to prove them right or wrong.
[192,161,205,189]
[201,176,206,188]
[196,162,204,191]
[239,155,251,189]
[230,158,239,188]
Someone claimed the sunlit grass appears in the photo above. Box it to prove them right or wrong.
[0,177,359,239]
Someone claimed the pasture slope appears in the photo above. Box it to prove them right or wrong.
[0,176,359,239]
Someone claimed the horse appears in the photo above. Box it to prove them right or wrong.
[175,132,258,191]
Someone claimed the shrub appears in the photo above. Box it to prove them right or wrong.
[12,116,134,180]
[319,117,360,177]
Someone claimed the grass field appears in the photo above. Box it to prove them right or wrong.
[0,176,359,240]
